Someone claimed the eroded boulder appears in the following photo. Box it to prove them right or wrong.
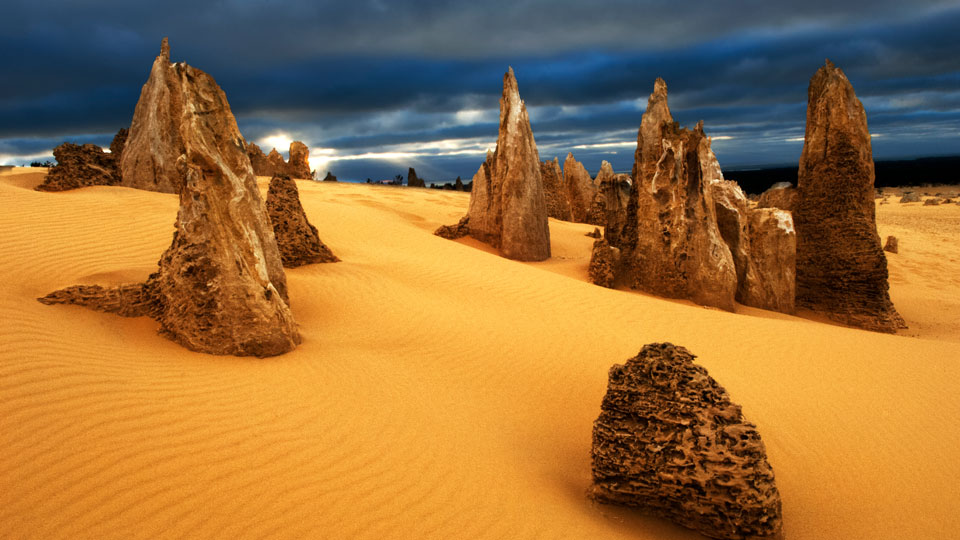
[590,342,783,540]
[795,60,904,332]
[35,142,121,192]
[266,175,338,267]
[434,68,550,261]
[39,37,300,357]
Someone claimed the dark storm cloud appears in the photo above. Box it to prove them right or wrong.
[1,0,958,173]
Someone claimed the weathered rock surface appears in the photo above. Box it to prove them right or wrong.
[541,157,572,221]
[562,153,597,223]
[39,37,300,357]
[588,238,618,288]
[711,180,762,306]
[247,143,274,176]
[110,128,128,157]
[407,167,426,188]
[35,142,122,191]
[587,161,631,243]
[322,171,338,182]
[795,60,904,332]
[266,175,338,267]
[899,192,920,203]
[287,141,311,179]
[590,343,783,540]
[120,38,191,193]
[883,235,898,254]
[744,208,796,313]
[435,68,550,261]
[757,182,798,214]
[434,216,470,239]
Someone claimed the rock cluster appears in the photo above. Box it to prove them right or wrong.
[434,68,550,261]
[39,38,300,357]
[247,141,313,179]
[541,157,571,221]
[795,60,904,332]
[407,167,426,187]
[35,130,127,192]
[265,175,339,267]
[757,182,798,213]
[590,343,783,540]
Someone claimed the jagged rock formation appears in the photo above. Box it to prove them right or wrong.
[899,192,920,203]
[757,182,798,214]
[795,60,904,332]
[322,171,338,182]
[712,180,762,305]
[562,153,597,223]
[288,141,311,179]
[266,175,338,267]
[454,176,464,191]
[586,161,631,242]
[35,142,121,192]
[745,208,796,313]
[590,343,783,540]
[247,143,274,176]
[407,167,426,188]
[434,68,550,261]
[588,238,618,288]
[39,37,300,357]
[541,157,572,221]
[883,235,898,254]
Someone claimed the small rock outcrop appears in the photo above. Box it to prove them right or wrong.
[795,60,904,332]
[434,68,550,261]
[266,175,338,267]
[588,238,618,288]
[407,167,426,188]
[541,157,572,221]
[249,141,311,179]
[757,182,798,214]
[590,343,783,540]
[883,235,898,254]
[35,142,121,192]
[899,192,920,203]
[923,198,940,206]
[562,153,597,223]
[288,141,312,179]
[322,171,338,182]
[39,37,300,357]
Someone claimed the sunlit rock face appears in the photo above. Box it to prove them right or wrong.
[795,60,904,332]
[40,37,300,358]
[590,343,784,540]
[435,68,551,262]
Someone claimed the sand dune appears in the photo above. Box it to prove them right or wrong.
[1,167,958,539]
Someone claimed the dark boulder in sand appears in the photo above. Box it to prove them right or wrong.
[454,176,464,191]
[883,235,899,254]
[590,343,783,540]
[899,192,920,203]
[322,171,338,182]
[795,60,904,332]
[757,182,798,214]
[39,37,300,358]
[434,68,550,261]
[923,198,940,206]
[266,174,338,267]
[407,167,426,188]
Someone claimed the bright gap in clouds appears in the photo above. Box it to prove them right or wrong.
[261,133,293,152]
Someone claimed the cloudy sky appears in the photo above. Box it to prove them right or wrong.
[2,0,958,182]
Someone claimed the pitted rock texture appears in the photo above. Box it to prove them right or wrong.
[40,38,300,358]
[266,175,338,267]
[757,182,798,214]
[436,69,550,261]
[587,162,631,243]
[590,343,783,540]
[883,236,899,253]
[588,238,618,288]
[795,60,904,332]
[744,208,796,313]
[562,153,597,223]
[35,142,122,192]
[541,157,572,221]
[407,167,426,188]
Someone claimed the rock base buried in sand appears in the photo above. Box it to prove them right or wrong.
[590,343,783,540]
[884,235,899,254]
[266,175,338,267]
[434,216,471,240]
[35,129,128,192]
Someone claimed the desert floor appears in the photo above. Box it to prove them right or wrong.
[1,168,958,539]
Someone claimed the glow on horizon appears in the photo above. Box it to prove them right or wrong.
[261,133,293,152]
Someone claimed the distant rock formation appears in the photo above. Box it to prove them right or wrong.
[266,175,338,267]
[562,153,597,223]
[590,343,783,540]
[407,167,426,188]
[923,198,940,206]
[36,142,120,192]
[434,216,470,240]
[883,235,899,254]
[247,143,274,176]
[757,182,798,214]
[288,141,311,179]
[434,68,550,261]
[899,192,920,203]
[454,176,464,191]
[39,37,300,357]
[322,171,338,182]
[541,157,571,221]
[795,60,904,332]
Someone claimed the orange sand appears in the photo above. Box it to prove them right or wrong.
[1,167,958,539]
